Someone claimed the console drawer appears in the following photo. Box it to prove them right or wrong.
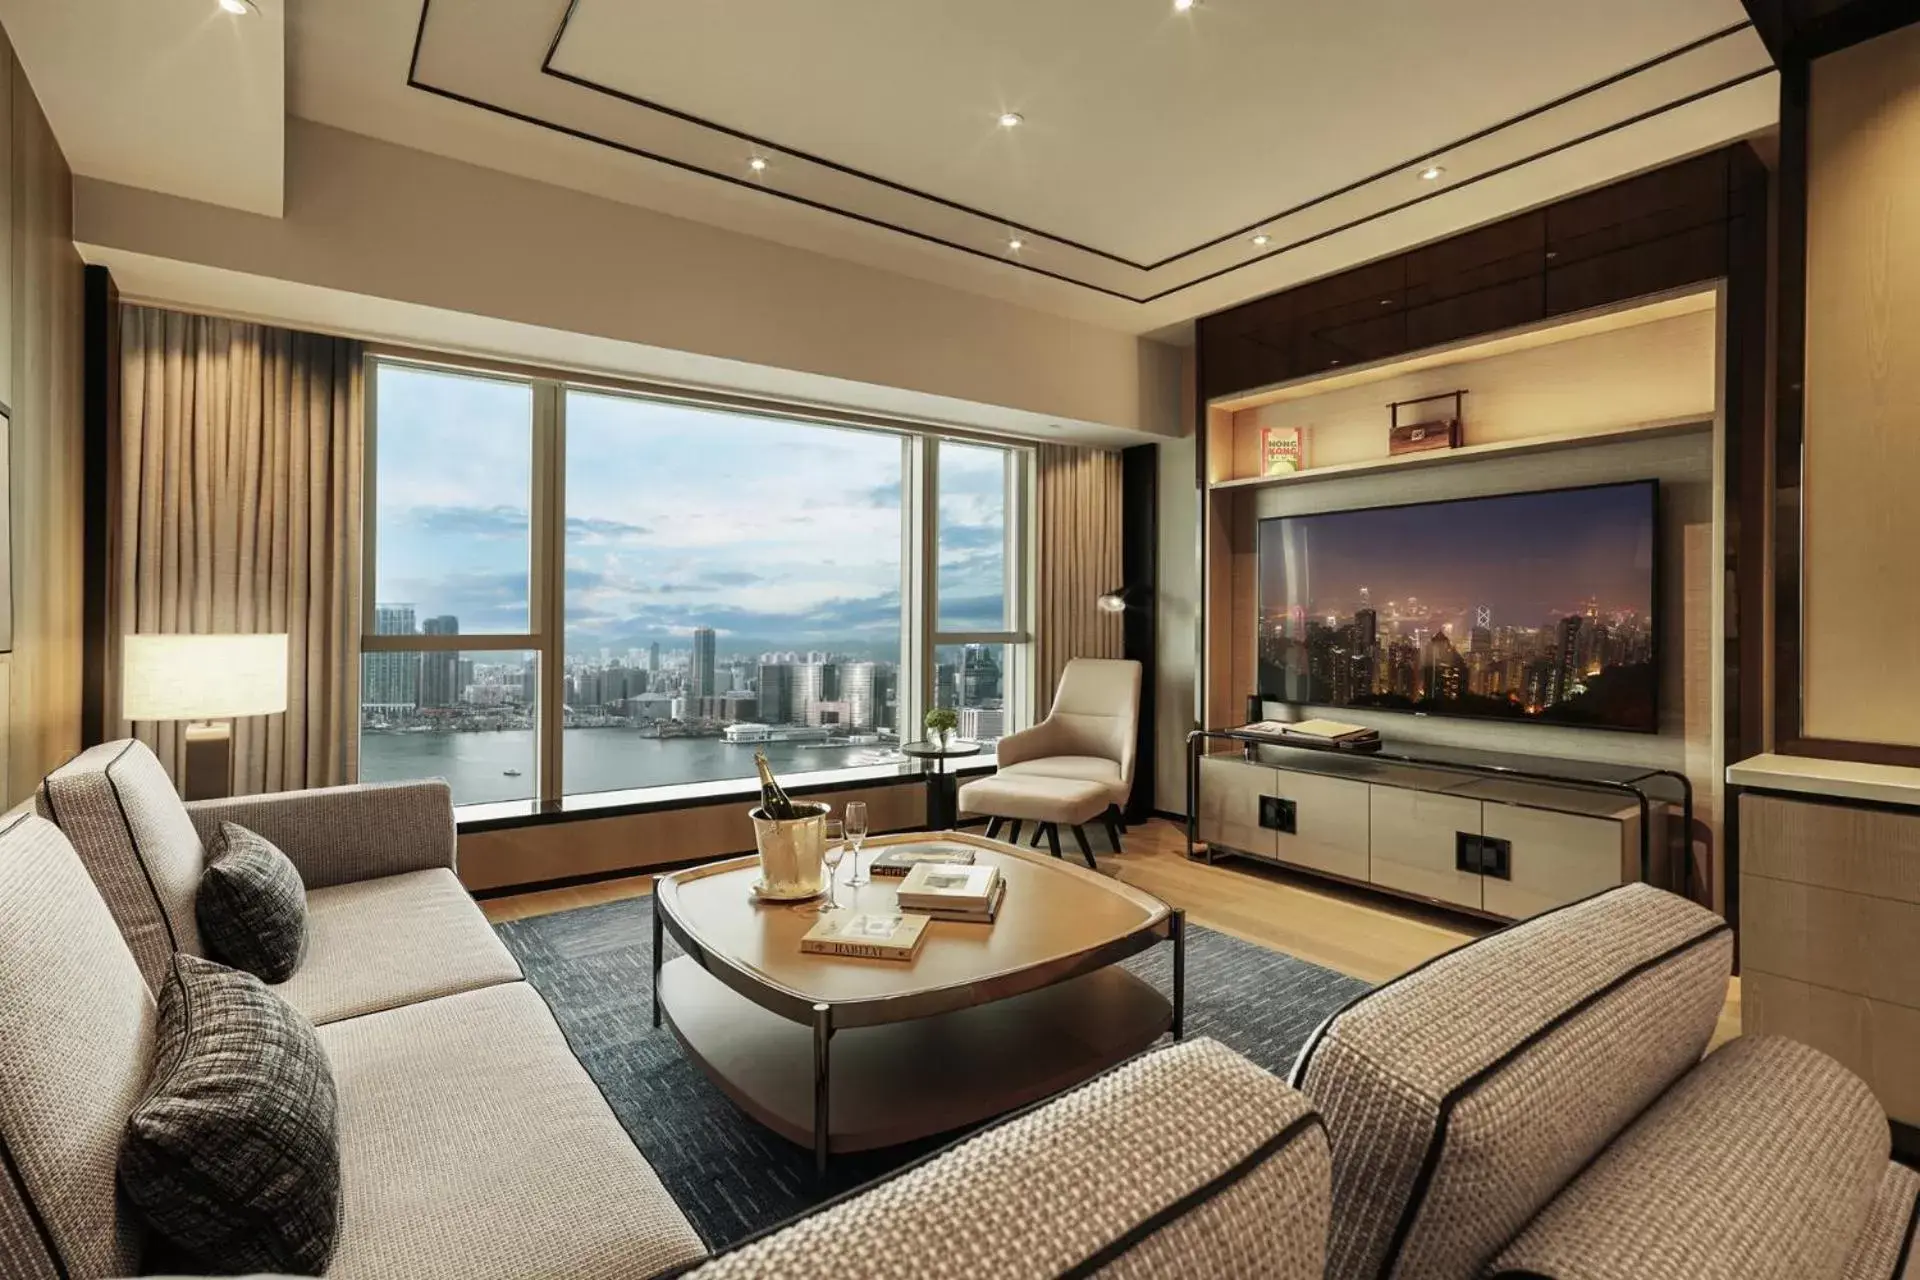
[1197,756,1277,859]
[1369,786,1484,910]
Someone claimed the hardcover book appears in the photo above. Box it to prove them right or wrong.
[1260,425,1307,475]
[897,862,1001,913]
[907,877,1006,924]
[868,844,978,877]
[800,911,930,961]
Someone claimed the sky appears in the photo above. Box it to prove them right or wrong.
[1258,484,1657,624]
[373,365,1010,657]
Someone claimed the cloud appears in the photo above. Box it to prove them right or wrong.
[565,515,651,542]
[937,523,1004,552]
[403,505,529,538]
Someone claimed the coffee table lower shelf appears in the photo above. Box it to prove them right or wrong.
[656,956,1171,1160]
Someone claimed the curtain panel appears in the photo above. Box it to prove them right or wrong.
[117,305,364,792]
[1032,443,1124,719]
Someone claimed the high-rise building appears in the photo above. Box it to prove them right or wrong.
[419,615,460,709]
[1549,614,1584,706]
[795,661,838,723]
[690,627,718,699]
[647,641,661,673]
[362,603,420,711]
[757,663,797,725]
[841,662,879,730]
[959,707,1005,742]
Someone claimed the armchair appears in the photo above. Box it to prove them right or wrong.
[994,658,1142,841]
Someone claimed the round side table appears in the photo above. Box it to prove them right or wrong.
[899,739,984,830]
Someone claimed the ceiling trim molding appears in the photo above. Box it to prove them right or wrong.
[541,9,1759,274]
[404,1,1769,305]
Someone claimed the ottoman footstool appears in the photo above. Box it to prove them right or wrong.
[956,775,1116,867]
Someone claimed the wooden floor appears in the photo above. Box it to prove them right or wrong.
[481,816,1740,1045]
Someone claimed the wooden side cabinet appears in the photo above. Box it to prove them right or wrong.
[1740,792,1920,1129]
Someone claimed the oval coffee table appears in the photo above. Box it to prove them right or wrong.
[650,830,1185,1172]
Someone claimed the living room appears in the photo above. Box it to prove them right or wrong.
[0,2,1916,1278]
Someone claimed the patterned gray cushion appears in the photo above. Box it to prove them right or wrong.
[36,739,208,991]
[1291,882,1733,1280]
[1487,1036,1889,1280]
[1842,1162,1920,1280]
[120,954,341,1275]
[198,822,309,983]
[682,1038,1331,1280]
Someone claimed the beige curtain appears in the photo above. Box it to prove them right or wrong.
[1033,443,1124,719]
[117,305,364,793]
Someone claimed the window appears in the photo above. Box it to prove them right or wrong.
[561,390,906,795]
[361,357,1033,806]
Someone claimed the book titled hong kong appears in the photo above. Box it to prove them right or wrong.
[800,911,930,961]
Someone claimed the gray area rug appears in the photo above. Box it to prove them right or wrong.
[495,894,1368,1250]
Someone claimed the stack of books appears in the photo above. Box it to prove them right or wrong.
[1241,718,1381,751]
[895,862,1005,924]
[867,844,977,878]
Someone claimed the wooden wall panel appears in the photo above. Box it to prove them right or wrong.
[457,778,925,892]
[1741,791,1920,1125]
[1800,22,1920,748]
[0,32,83,808]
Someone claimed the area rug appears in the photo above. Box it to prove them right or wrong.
[495,895,1368,1250]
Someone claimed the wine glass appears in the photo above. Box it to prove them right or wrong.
[815,817,846,913]
[845,802,871,885]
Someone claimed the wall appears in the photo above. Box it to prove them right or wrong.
[74,119,1180,439]
[458,775,927,892]
[0,23,83,808]
[1799,21,1920,748]
[1153,352,1199,815]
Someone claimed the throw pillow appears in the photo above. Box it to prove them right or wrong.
[197,820,308,983]
[119,953,342,1275]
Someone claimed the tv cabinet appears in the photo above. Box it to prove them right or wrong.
[1187,731,1686,922]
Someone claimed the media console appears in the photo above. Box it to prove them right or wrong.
[1185,729,1691,922]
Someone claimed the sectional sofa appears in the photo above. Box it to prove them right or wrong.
[2,738,1914,1278]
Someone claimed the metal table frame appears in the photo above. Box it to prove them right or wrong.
[1185,728,1695,896]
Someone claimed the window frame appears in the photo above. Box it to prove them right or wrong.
[360,351,1035,809]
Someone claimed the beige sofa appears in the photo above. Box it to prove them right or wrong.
[674,883,1918,1280]
[12,740,707,1279]
[10,738,1916,1278]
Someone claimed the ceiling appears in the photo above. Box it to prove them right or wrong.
[9,0,1777,336]
[0,0,283,216]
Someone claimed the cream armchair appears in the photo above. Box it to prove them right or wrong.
[994,657,1142,846]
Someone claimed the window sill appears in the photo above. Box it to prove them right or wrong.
[455,757,998,833]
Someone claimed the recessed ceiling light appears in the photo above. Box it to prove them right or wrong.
[218,0,256,13]
[998,112,1024,128]
[1419,165,1446,181]
[1174,0,1197,10]
[748,156,768,173]
[1006,237,1025,252]
[1251,233,1271,247]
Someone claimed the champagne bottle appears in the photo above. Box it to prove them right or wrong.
[754,752,800,820]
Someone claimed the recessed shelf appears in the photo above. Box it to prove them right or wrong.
[1206,415,1711,492]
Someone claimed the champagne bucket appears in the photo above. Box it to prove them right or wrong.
[749,802,830,897]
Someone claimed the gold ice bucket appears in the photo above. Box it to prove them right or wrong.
[749,802,830,897]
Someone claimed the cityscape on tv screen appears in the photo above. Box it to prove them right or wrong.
[1257,483,1658,732]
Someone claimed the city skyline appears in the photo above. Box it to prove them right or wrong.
[1257,484,1658,731]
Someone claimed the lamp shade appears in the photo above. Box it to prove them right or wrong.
[122,634,289,722]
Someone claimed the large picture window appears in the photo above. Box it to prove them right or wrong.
[360,358,1032,806]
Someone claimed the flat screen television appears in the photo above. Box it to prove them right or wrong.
[1256,480,1659,733]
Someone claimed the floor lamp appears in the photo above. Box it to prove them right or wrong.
[122,634,290,800]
